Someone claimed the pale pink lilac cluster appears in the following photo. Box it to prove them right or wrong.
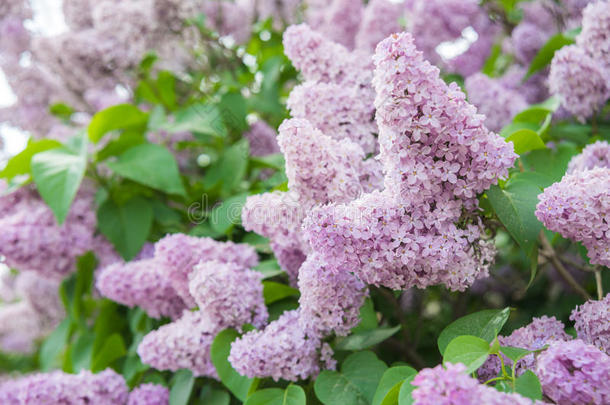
[0,369,129,404]
[535,339,610,405]
[305,0,363,49]
[576,1,610,73]
[478,316,571,381]
[189,260,268,329]
[228,310,336,381]
[201,0,253,44]
[570,293,610,354]
[535,167,610,267]
[305,33,514,291]
[127,383,169,405]
[412,363,542,405]
[244,121,280,157]
[154,233,258,307]
[567,140,610,174]
[96,258,187,320]
[0,301,45,354]
[465,73,528,132]
[354,0,403,52]
[255,0,302,29]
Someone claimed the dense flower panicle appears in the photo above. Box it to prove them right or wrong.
[189,260,268,329]
[478,316,571,380]
[228,310,336,381]
[355,0,403,52]
[137,310,221,378]
[0,301,43,354]
[201,0,253,44]
[549,45,608,121]
[570,293,610,354]
[154,233,259,307]
[535,167,610,266]
[15,271,64,322]
[567,141,610,174]
[0,187,98,279]
[271,242,308,285]
[536,339,610,405]
[0,369,129,405]
[0,0,31,20]
[286,82,377,154]
[62,0,94,30]
[465,73,528,132]
[244,121,280,156]
[96,258,186,320]
[297,254,367,337]
[127,383,169,405]
[283,24,373,88]
[306,0,363,49]
[577,1,610,73]
[0,17,29,57]
[412,363,541,405]
[508,0,558,64]
[256,0,302,29]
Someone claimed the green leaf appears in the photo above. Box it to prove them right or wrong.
[521,144,579,184]
[106,143,186,196]
[88,104,148,143]
[170,369,195,405]
[49,103,75,120]
[336,326,401,351]
[70,332,95,372]
[91,333,126,372]
[314,351,388,405]
[96,131,146,162]
[253,259,284,279]
[39,318,71,371]
[164,103,226,138]
[244,385,306,405]
[203,139,249,195]
[515,370,543,400]
[97,195,153,260]
[263,281,299,304]
[157,71,177,109]
[210,193,248,234]
[372,366,417,405]
[437,308,510,355]
[210,329,259,401]
[397,375,416,405]
[525,33,574,79]
[219,91,248,132]
[198,387,230,405]
[31,144,86,224]
[0,139,62,180]
[505,129,546,155]
[443,335,491,374]
[351,298,378,333]
[486,178,543,254]
[500,346,531,362]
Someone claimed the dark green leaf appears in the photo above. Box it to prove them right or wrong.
[210,193,248,234]
[443,335,491,374]
[336,326,401,351]
[438,308,510,355]
[245,385,306,405]
[170,369,195,405]
[39,318,71,371]
[351,298,378,333]
[515,370,542,400]
[198,387,230,405]
[219,91,248,132]
[263,281,299,304]
[91,333,126,372]
[372,366,417,405]
[525,33,574,79]
[70,332,95,372]
[88,104,148,143]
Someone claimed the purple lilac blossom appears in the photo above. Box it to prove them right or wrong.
[535,167,610,267]
[478,316,571,381]
[412,363,542,405]
[0,369,129,404]
[154,233,258,307]
[305,0,363,49]
[567,140,610,174]
[570,293,610,354]
[244,120,280,156]
[201,0,253,44]
[509,0,559,65]
[465,73,528,132]
[576,0,610,73]
[188,260,268,329]
[0,17,29,57]
[256,0,302,30]
[499,65,549,104]
[0,301,44,354]
[96,258,187,320]
[297,253,367,337]
[62,0,94,29]
[228,310,336,381]
[536,339,610,405]
[137,310,221,378]
[127,383,169,405]
[548,45,608,121]
[15,271,64,323]
[355,0,403,52]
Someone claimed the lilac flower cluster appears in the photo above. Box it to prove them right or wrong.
[567,140,610,174]
[570,293,610,354]
[189,260,268,329]
[478,316,571,381]
[305,33,514,291]
[127,384,169,405]
[0,369,129,404]
[96,258,187,320]
[576,1,610,73]
[465,73,528,132]
[412,363,541,405]
[354,0,403,52]
[0,301,44,354]
[154,233,258,307]
[536,167,610,267]
[244,121,280,157]
[305,0,363,49]
[536,339,610,404]
[228,310,336,381]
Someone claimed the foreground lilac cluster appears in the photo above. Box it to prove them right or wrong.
[536,339,610,404]
[0,369,129,404]
[412,363,541,405]
[549,1,610,121]
[127,383,169,405]
[570,293,610,354]
[478,316,571,381]
[305,33,515,291]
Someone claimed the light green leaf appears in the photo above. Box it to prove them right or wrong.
[505,129,546,155]
[210,193,248,234]
[525,34,574,79]
[0,139,61,180]
[351,298,378,333]
[263,281,299,304]
[88,104,148,143]
[244,385,306,405]
[515,370,543,400]
[164,103,226,138]
[500,346,531,362]
[91,333,126,372]
[438,308,510,355]
[443,335,491,374]
[253,259,284,279]
[336,326,401,351]
[397,375,416,405]
[372,366,417,405]
[39,318,71,371]
[170,369,195,405]
[106,143,186,196]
